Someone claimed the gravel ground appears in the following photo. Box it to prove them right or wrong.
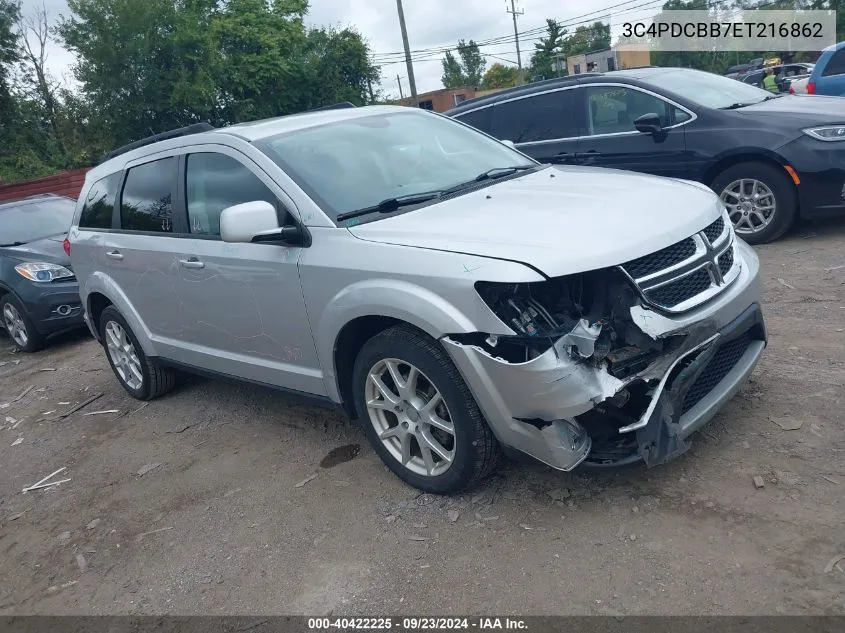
[1,219,844,615]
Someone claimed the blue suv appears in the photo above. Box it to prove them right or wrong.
[807,42,845,95]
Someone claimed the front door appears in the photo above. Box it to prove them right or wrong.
[574,85,690,179]
[168,149,324,396]
[490,88,581,165]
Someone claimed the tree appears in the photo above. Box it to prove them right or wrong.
[562,21,611,58]
[441,39,486,88]
[0,0,20,151]
[528,19,566,82]
[305,27,381,107]
[480,63,518,89]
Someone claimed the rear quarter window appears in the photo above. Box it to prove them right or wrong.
[822,49,845,77]
[455,106,493,134]
[79,173,121,229]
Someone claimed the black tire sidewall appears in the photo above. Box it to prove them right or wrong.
[1,294,44,352]
[711,161,797,244]
[352,330,483,494]
[99,306,150,399]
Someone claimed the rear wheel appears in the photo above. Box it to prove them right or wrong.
[711,161,797,244]
[1,294,44,353]
[99,306,176,400]
[351,325,499,493]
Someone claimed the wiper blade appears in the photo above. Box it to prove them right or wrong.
[472,165,535,182]
[0,241,25,247]
[720,102,754,110]
[336,191,443,223]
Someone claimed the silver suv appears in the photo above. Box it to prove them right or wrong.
[69,105,766,493]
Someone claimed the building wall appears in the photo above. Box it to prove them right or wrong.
[617,47,651,70]
[397,87,478,113]
[0,167,90,202]
[566,45,650,75]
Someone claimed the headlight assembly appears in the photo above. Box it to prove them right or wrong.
[14,262,74,283]
[802,125,845,141]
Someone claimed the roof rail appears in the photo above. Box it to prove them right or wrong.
[307,102,356,112]
[100,122,215,163]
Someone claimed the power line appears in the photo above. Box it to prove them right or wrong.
[506,0,524,70]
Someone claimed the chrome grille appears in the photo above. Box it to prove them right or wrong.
[619,215,741,313]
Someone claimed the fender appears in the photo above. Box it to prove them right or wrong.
[82,271,157,357]
[316,278,508,403]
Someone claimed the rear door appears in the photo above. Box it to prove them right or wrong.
[573,84,691,179]
[489,88,581,164]
[816,47,845,95]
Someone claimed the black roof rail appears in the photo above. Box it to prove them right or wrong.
[307,102,356,112]
[100,122,215,163]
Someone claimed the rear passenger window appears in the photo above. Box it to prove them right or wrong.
[822,49,845,76]
[120,158,176,233]
[456,107,493,134]
[492,90,577,143]
[185,153,279,236]
[79,173,120,229]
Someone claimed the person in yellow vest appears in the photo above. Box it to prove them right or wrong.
[762,67,779,93]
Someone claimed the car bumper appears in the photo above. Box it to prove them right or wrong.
[16,280,85,337]
[443,240,765,471]
[780,137,845,218]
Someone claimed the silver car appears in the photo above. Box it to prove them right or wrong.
[68,106,766,493]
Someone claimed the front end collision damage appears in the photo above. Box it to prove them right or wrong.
[443,261,767,471]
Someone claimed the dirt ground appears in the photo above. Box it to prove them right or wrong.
[1,219,844,616]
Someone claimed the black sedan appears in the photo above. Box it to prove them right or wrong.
[0,194,85,351]
[446,67,845,244]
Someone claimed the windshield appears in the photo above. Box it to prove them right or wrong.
[641,68,774,109]
[257,110,536,221]
[0,198,76,245]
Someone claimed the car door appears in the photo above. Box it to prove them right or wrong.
[103,155,187,341]
[489,88,581,164]
[170,147,324,396]
[573,84,691,179]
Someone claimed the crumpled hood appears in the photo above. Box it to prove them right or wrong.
[348,166,723,277]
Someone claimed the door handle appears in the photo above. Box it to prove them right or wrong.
[179,257,205,269]
[550,152,573,164]
[578,150,602,157]
[105,250,123,261]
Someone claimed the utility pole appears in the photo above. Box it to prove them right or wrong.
[367,77,375,103]
[507,0,524,70]
[395,0,418,106]
[396,74,405,99]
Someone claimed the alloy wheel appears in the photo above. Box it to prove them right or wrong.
[105,320,144,390]
[365,358,456,477]
[2,303,29,348]
[720,178,776,235]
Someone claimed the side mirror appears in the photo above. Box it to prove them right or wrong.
[220,200,307,246]
[501,139,516,148]
[634,113,663,135]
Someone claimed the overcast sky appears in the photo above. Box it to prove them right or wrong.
[21,0,665,99]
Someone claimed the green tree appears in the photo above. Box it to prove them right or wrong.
[480,62,519,89]
[528,19,566,81]
[0,0,20,157]
[304,26,381,107]
[441,39,486,88]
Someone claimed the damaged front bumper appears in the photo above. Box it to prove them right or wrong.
[443,240,766,472]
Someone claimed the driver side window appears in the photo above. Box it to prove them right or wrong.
[584,86,684,136]
[185,153,282,237]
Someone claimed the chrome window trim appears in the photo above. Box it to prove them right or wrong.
[452,81,697,146]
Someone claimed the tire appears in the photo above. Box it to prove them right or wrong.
[1,293,45,353]
[99,306,176,400]
[351,324,499,494]
[710,161,797,245]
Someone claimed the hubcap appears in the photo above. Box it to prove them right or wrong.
[105,321,143,390]
[720,178,776,235]
[2,303,28,347]
[365,358,456,477]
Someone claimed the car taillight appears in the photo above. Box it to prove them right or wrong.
[63,237,71,256]
[807,81,816,94]
[789,85,795,94]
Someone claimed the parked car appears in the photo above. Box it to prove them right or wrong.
[807,41,845,95]
[69,106,766,492]
[789,76,810,94]
[447,67,845,244]
[0,194,85,351]
[724,58,763,78]
[740,63,814,92]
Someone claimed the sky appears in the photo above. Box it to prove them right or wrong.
[20,0,667,99]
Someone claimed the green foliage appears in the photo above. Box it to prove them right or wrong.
[480,63,519,89]
[441,39,485,88]
[528,19,566,82]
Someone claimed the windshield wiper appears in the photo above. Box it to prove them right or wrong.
[721,94,782,110]
[336,191,444,223]
[0,241,26,247]
[472,165,535,182]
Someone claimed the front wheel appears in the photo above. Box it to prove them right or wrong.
[1,294,44,352]
[351,325,499,493]
[711,161,797,244]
